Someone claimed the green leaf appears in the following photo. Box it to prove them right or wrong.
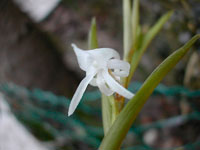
[132,0,139,46]
[88,17,98,49]
[102,94,112,135]
[126,0,140,62]
[123,0,132,60]
[126,10,173,86]
[102,95,118,135]
[99,35,200,150]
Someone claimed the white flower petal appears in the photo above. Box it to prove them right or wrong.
[68,70,96,116]
[88,48,120,61]
[86,66,99,86]
[107,59,130,77]
[96,72,114,96]
[112,70,129,77]
[71,44,93,71]
[103,70,134,99]
[89,78,97,86]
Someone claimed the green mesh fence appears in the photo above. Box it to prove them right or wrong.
[0,82,200,150]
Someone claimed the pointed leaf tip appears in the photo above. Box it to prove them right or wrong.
[88,17,98,49]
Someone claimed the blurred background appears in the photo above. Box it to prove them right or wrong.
[0,0,200,149]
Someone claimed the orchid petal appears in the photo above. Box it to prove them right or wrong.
[71,44,93,71]
[68,70,96,116]
[88,48,120,61]
[107,59,130,77]
[103,70,134,99]
[112,70,129,78]
[96,71,114,96]
[89,78,97,86]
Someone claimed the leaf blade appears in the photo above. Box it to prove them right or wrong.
[123,0,132,60]
[126,10,173,86]
[102,94,112,135]
[88,17,98,49]
[126,0,140,62]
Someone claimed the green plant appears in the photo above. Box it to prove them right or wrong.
[69,0,200,149]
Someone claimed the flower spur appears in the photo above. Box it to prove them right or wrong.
[68,44,134,116]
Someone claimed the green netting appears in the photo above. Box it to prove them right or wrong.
[0,82,200,149]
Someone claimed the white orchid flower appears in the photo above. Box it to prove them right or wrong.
[68,44,134,116]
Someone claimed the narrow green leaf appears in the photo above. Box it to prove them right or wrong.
[127,10,173,85]
[132,0,139,46]
[123,0,132,60]
[99,35,200,150]
[102,95,118,135]
[142,10,173,54]
[102,94,112,135]
[126,0,140,62]
[88,17,98,49]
